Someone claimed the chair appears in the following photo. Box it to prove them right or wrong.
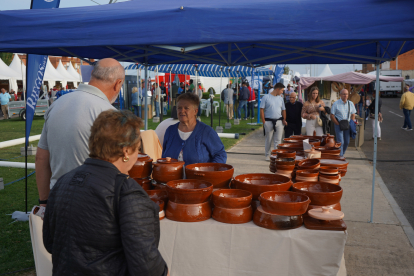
[213,101,219,113]
[200,102,209,117]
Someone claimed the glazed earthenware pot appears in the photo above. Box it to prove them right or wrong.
[275,164,295,171]
[253,206,303,230]
[231,174,292,200]
[325,135,336,148]
[259,191,310,216]
[166,200,212,222]
[320,166,339,175]
[212,189,252,209]
[278,143,303,150]
[146,189,168,204]
[298,159,321,170]
[318,173,340,185]
[185,163,234,189]
[291,182,343,206]
[133,178,152,191]
[271,149,296,159]
[152,180,167,190]
[128,154,153,179]
[152,157,185,184]
[212,205,253,224]
[295,170,319,182]
[166,179,213,204]
[275,158,295,166]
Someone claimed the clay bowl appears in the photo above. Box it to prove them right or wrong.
[291,182,343,206]
[152,157,185,184]
[212,189,252,209]
[166,200,212,222]
[319,174,340,185]
[133,178,152,191]
[271,149,296,159]
[295,170,319,182]
[231,174,292,200]
[185,163,234,189]
[307,202,341,212]
[128,154,153,178]
[146,189,168,204]
[319,159,348,171]
[212,205,253,224]
[275,158,295,166]
[259,191,310,216]
[320,166,339,175]
[253,206,303,230]
[275,164,295,171]
[278,143,303,150]
[321,154,345,160]
[298,159,320,170]
[152,181,167,190]
[166,179,213,204]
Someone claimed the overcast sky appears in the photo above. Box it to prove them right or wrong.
[0,0,362,76]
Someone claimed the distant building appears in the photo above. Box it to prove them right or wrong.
[362,49,414,79]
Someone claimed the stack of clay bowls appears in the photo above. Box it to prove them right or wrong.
[319,159,349,177]
[277,143,304,156]
[306,206,346,231]
[270,150,296,173]
[314,146,341,158]
[231,174,292,211]
[284,137,321,147]
[253,191,310,230]
[185,163,234,189]
[291,182,343,214]
[295,169,319,182]
[212,189,253,224]
[129,154,153,190]
[274,158,295,178]
[165,179,213,222]
[152,157,185,184]
[319,166,341,185]
[297,159,321,170]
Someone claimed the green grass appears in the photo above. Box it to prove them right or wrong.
[0,100,262,274]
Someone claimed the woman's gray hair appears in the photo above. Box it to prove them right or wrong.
[132,87,138,93]
[91,60,125,83]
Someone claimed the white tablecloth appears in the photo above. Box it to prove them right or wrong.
[159,218,347,276]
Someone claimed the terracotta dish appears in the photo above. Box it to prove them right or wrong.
[298,159,320,170]
[166,200,212,222]
[319,166,339,175]
[259,191,310,216]
[303,216,347,231]
[133,178,151,191]
[212,205,253,224]
[166,179,213,204]
[212,189,252,209]
[146,189,168,204]
[319,173,340,185]
[253,206,303,230]
[275,158,295,166]
[308,207,344,221]
[271,149,296,159]
[295,170,319,182]
[185,163,234,189]
[291,182,343,206]
[128,154,153,179]
[152,157,185,184]
[231,174,292,200]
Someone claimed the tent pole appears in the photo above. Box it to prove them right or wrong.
[169,67,172,111]
[144,64,148,130]
[219,68,222,126]
[370,43,381,223]
[257,69,261,124]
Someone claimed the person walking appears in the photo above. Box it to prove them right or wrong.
[35,58,124,205]
[0,88,11,119]
[237,82,249,120]
[368,93,382,140]
[247,82,255,119]
[330,89,356,157]
[356,88,365,117]
[301,87,326,136]
[260,83,287,161]
[223,84,234,119]
[131,86,141,117]
[400,85,414,131]
[285,92,303,137]
[284,84,293,102]
[154,83,161,118]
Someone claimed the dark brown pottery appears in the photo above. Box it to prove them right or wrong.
[231,174,292,200]
[166,200,212,222]
[146,189,168,204]
[128,154,153,178]
[295,169,319,182]
[152,181,167,190]
[259,191,310,216]
[212,189,252,209]
[298,159,320,170]
[152,157,185,183]
[319,174,340,185]
[319,166,339,174]
[133,178,152,191]
[251,200,261,212]
[307,203,341,212]
[166,179,213,204]
[185,163,234,189]
[271,149,296,159]
[291,182,343,206]
[303,216,347,231]
[275,164,295,171]
[275,158,295,166]
[325,135,336,148]
[253,206,303,230]
[212,205,253,224]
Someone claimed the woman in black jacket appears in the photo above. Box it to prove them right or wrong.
[43,110,168,276]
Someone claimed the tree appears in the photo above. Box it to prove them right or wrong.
[0,52,13,66]
[284,65,290,75]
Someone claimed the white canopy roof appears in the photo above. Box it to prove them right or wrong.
[318,64,334,77]
[44,57,66,81]
[67,61,81,81]
[9,54,26,79]
[0,57,21,79]
[56,60,78,81]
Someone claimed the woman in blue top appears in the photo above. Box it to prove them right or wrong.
[162,93,227,166]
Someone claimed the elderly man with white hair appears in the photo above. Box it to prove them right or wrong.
[284,92,303,137]
[36,58,125,206]
[330,89,356,157]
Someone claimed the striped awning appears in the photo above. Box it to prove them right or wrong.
[124,64,273,78]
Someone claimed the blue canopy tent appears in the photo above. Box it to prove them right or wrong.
[1,0,414,223]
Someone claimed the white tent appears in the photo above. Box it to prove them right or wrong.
[56,60,79,88]
[67,61,81,82]
[9,54,26,80]
[43,58,66,89]
[0,58,19,91]
[318,64,334,77]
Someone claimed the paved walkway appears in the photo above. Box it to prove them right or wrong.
[226,129,414,276]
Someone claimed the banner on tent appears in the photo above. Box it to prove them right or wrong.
[273,64,285,85]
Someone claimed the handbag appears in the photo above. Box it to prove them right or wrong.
[312,103,323,127]
[338,101,350,131]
